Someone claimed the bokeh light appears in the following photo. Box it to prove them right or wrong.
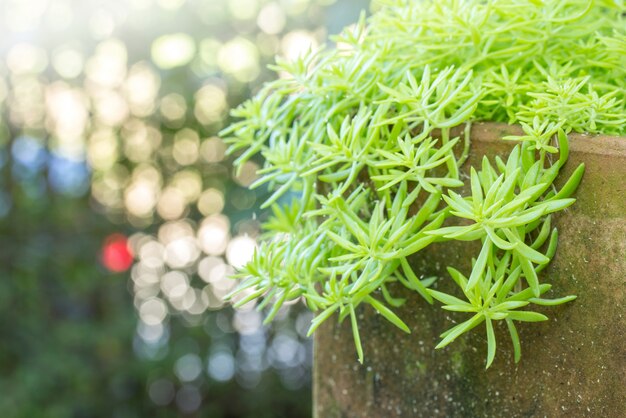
[101,233,134,272]
[151,34,196,70]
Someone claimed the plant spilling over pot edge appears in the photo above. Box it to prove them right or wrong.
[221,0,626,368]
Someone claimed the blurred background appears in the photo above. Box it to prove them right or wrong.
[0,0,368,416]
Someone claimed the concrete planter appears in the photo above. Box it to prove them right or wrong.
[313,123,626,418]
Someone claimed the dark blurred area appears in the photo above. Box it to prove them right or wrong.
[0,0,368,416]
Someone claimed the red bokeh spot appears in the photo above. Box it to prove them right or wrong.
[101,233,134,272]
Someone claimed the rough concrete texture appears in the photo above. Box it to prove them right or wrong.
[314,123,626,418]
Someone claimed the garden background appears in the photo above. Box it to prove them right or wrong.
[0,0,367,416]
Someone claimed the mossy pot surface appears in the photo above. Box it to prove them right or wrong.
[313,123,626,418]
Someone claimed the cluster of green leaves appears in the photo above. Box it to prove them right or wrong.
[222,0,625,367]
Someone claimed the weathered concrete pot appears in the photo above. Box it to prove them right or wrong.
[314,123,626,418]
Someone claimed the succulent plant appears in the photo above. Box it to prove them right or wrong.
[222,0,626,367]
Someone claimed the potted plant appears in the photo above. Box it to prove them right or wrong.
[222,0,625,416]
